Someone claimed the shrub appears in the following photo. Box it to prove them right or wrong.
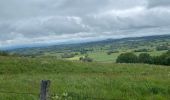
[152,56,162,65]
[147,50,170,65]
[138,53,153,64]
[164,56,170,65]
[116,51,170,66]
[156,50,170,65]
[116,52,138,63]
[79,55,93,62]
[83,57,93,62]
[74,52,79,55]
[134,49,150,52]
[107,50,119,55]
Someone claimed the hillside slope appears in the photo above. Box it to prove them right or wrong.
[0,56,170,100]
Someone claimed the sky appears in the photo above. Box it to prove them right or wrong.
[0,0,170,49]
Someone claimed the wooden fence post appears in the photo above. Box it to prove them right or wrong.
[40,80,51,100]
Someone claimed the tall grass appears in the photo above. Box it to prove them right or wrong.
[0,56,170,100]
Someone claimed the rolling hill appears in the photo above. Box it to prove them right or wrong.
[0,56,170,100]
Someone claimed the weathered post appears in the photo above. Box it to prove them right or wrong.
[40,80,51,100]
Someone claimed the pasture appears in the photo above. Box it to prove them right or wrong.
[0,56,170,100]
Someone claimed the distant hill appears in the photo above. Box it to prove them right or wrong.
[8,34,170,56]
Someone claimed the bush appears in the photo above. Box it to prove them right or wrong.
[134,49,151,52]
[107,50,119,55]
[154,50,170,65]
[164,56,170,65]
[152,56,162,65]
[116,52,138,63]
[74,52,79,55]
[116,51,170,66]
[79,55,93,62]
[138,53,153,64]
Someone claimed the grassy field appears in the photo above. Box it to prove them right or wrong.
[88,52,121,62]
[65,50,167,62]
[0,56,170,100]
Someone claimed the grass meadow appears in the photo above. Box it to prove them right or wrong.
[0,56,170,100]
[66,50,167,63]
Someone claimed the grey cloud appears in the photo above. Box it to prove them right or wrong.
[0,0,170,48]
[148,0,170,8]
[0,16,89,39]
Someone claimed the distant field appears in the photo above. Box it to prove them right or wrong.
[88,52,121,62]
[0,56,170,100]
[65,52,120,62]
[65,50,167,62]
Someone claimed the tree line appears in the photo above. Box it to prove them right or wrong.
[116,50,170,66]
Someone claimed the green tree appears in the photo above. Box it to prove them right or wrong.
[116,52,138,63]
[152,50,170,65]
[164,56,170,65]
[138,53,153,64]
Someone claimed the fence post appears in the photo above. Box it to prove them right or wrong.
[40,80,51,100]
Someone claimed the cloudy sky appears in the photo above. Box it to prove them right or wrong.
[0,0,170,48]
